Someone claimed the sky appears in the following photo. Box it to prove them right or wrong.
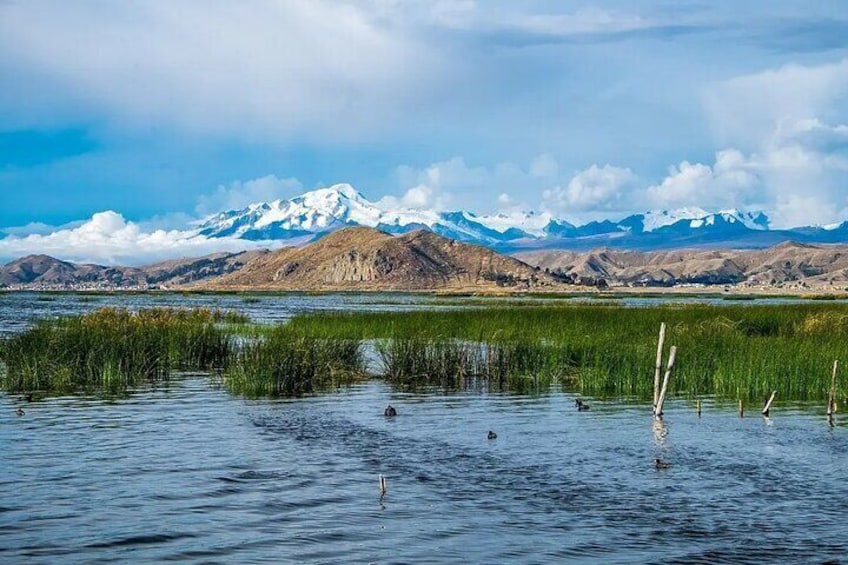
[1,0,848,263]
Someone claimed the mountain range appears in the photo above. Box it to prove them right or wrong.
[5,227,848,292]
[195,183,848,251]
[0,228,560,291]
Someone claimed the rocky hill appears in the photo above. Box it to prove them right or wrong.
[517,242,848,289]
[204,227,562,291]
[0,250,266,289]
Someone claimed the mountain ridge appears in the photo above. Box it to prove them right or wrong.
[195,183,846,251]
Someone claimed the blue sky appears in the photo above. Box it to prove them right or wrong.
[1,0,848,261]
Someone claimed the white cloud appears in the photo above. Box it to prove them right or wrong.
[0,211,275,266]
[0,0,443,140]
[542,164,636,219]
[704,59,848,148]
[195,175,303,217]
[645,150,762,211]
[386,155,561,213]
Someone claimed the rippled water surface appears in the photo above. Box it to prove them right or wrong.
[2,293,848,563]
[3,379,848,564]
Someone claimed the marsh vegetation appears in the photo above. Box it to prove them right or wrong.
[2,302,847,401]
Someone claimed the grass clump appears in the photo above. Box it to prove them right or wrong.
[0,307,236,394]
[282,303,848,401]
[225,327,364,397]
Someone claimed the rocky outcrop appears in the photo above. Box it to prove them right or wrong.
[205,227,564,291]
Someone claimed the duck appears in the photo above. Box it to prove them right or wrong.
[384,404,397,417]
[654,458,671,470]
[487,430,498,440]
[575,399,590,411]
[15,408,25,417]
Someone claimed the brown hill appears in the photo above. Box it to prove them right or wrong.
[0,255,146,287]
[0,250,268,289]
[516,242,848,289]
[204,227,562,291]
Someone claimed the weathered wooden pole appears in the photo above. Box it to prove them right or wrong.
[738,399,744,418]
[762,390,777,417]
[697,399,702,418]
[379,474,387,497]
[654,345,676,418]
[828,360,838,426]
[653,323,667,413]
[828,360,838,416]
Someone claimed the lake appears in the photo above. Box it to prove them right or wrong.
[2,293,847,563]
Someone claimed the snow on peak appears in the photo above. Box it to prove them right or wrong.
[638,208,770,232]
[640,208,709,232]
[471,210,554,236]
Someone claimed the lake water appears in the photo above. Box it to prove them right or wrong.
[2,293,848,563]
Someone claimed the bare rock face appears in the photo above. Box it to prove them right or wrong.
[206,227,565,291]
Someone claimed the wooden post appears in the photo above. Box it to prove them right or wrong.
[697,399,702,418]
[379,474,387,497]
[654,345,676,418]
[738,399,744,418]
[762,390,776,417]
[653,323,666,413]
[827,360,838,417]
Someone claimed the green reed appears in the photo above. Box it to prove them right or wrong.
[224,327,364,397]
[283,303,848,401]
[0,307,236,394]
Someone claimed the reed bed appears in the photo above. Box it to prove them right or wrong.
[224,327,364,397]
[0,307,236,394]
[6,301,848,401]
[283,303,848,401]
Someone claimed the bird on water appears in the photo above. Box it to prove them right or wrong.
[15,408,25,417]
[488,430,498,440]
[384,404,397,417]
[654,458,671,470]
[575,399,590,411]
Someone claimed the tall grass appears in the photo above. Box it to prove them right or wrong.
[6,301,848,401]
[283,303,848,401]
[0,307,236,394]
[224,327,364,397]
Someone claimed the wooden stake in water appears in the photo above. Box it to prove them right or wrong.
[828,360,838,426]
[653,323,667,413]
[762,390,777,418]
[828,360,839,416]
[697,399,702,418]
[379,474,387,497]
[738,399,744,418]
[654,345,676,419]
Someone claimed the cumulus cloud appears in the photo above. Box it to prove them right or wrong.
[385,155,563,213]
[0,211,275,266]
[541,164,637,219]
[645,149,761,210]
[195,175,304,217]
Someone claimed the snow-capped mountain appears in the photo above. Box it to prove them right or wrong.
[194,183,836,252]
[197,184,543,246]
